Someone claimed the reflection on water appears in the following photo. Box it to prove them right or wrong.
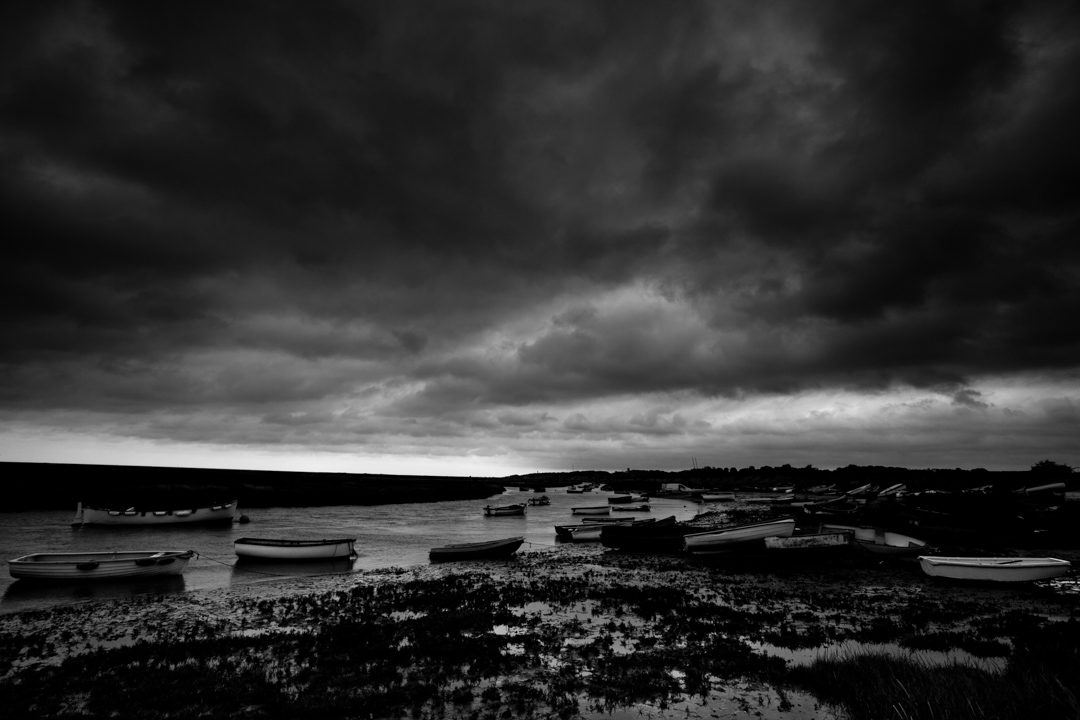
[229,556,358,583]
[3,574,186,606]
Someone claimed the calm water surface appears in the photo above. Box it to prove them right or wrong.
[0,488,703,614]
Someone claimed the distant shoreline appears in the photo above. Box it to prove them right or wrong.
[1,461,507,511]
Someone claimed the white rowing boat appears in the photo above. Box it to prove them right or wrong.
[234,537,357,562]
[918,556,1072,582]
[8,550,194,581]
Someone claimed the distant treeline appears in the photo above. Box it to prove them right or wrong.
[0,462,506,512]
[505,461,1076,493]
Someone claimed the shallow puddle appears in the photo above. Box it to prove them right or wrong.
[580,680,840,720]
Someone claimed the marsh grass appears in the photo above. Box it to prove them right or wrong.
[789,621,1080,720]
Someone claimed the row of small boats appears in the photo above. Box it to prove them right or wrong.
[561,514,1072,582]
[7,532,531,581]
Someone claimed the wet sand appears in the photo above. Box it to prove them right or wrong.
[2,542,1077,719]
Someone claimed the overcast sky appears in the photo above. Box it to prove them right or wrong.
[1,1,1078,477]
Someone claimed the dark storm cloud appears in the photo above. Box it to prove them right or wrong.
[0,0,1077,430]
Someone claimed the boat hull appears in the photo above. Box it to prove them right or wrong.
[683,518,796,554]
[429,537,524,561]
[572,506,610,516]
[918,556,1071,582]
[483,504,527,516]
[234,538,356,561]
[9,550,194,581]
[75,501,238,526]
[819,524,927,557]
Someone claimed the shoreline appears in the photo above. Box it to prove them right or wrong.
[2,543,1077,719]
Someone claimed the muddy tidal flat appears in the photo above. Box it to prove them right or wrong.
[1,545,1078,720]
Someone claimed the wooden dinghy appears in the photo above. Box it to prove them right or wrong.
[429,536,525,562]
[571,505,611,516]
[918,556,1072,582]
[555,517,634,539]
[682,517,796,555]
[611,503,650,512]
[483,503,528,517]
[234,537,357,562]
[819,524,928,558]
[9,550,194,581]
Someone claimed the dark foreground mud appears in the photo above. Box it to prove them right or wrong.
[1,545,1077,719]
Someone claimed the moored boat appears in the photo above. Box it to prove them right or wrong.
[8,550,194,581]
[527,495,550,506]
[73,501,238,526]
[682,517,796,555]
[918,556,1071,582]
[611,503,650,512]
[429,536,525,562]
[572,505,611,516]
[483,503,528,517]
[234,537,357,562]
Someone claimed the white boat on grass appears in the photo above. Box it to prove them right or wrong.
[429,537,525,562]
[234,537,357,562]
[73,501,238,526]
[9,550,194,581]
[918,556,1071,582]
[572,505,611,516]
[483,503,527,517]
[683,517,796,554]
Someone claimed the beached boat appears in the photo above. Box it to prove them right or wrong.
[701,492,736,502]
[429,536,525,562]
[600,516,689,552]
[611,503,650,512]
[570,517,661,542]
[818,524,928,557]
[234,538,356,562]
[483,503,527,517]
[554,517,634,539]
[572,505,610,516]
[72,501,238,526]
[8,550,194,581]
[918,556,1072,582]
[682,517,796,555]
